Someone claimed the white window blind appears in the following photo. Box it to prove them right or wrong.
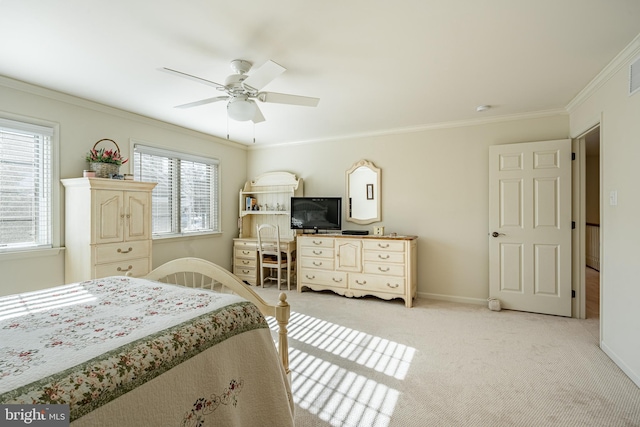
[133,144,219,236]
[0,118,54,252]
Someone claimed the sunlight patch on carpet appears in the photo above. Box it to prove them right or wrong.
[267,311,416,427]
[290,348,400,427]
[282,311,416,380]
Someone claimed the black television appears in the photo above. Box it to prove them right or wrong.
[290,197,342,232]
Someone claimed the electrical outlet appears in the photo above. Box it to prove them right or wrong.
[373,226,385,236]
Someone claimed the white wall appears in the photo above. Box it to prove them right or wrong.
[247,114,569,303]
[569,42,640,387]
[0,77,248,295]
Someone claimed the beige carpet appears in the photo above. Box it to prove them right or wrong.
[253,285,640,427]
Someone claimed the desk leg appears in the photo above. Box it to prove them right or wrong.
[286,252,291,291]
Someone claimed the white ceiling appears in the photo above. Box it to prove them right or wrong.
[2,1,640,146]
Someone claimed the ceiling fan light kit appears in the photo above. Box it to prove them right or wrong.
[227,96,257,121]
[162,59,320,124]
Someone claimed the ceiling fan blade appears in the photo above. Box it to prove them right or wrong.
[252,103,266,123]
[242,60,286,92]
[257,92,320,107]
[159,67,225,90]
[175,96,229,109]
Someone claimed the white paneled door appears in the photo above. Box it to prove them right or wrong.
[489,139,572,316]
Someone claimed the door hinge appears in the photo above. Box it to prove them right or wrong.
[572,290,576,298]
[572,152,576,160]
[572,221,575,229]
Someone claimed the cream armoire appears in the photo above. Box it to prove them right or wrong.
[61,177,156,283]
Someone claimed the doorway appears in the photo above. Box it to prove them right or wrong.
[584,127,600,321]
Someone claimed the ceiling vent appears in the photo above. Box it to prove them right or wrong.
[630,55,640,96]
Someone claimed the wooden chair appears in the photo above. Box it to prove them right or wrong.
[257,224,293,290]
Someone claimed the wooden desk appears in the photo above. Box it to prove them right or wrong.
[233,237,296,289]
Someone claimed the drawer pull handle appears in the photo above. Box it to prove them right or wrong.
[313,250,323,255]
[117,247,133,254]
[305,275,316,280]
[355,280,367,285]
[312,240,323,245]
[378,243,390,248]
[242,250,251,255]
[378,267,391,272]
[242,260,250,265]
[242,270,250,274]
[386,283,399,289]
[313,261,323,266]
[117,265,133,272]
[378,254,390,259]
[332,277,343,283]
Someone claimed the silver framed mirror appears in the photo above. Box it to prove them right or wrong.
[345,159,381,224]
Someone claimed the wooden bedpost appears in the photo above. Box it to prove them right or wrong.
[276,292,291,377]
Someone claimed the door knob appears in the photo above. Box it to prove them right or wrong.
[491,232,505,238]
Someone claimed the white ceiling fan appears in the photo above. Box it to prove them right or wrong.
[160,59,320,123]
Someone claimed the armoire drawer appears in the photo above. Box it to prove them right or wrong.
[94,257,151,278]
[94,240,151,264]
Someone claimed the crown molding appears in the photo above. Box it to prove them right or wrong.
[0,75,247,150]
[248,108,568,150]
[566,33,640,113]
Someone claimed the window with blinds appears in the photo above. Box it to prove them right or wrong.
[0,118,53,252]
[133,144,219,236]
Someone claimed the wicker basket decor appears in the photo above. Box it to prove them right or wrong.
[86,139,123,178]
[89,162,119,178]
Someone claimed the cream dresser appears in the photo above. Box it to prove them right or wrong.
[297,234,418,307]
[61,177,156,283]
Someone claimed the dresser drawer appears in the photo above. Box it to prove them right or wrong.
[350,274,405,294]
[363,240,405,252]
[300,257,335,270]
[299,268,347,288]
[363,251,405,263]
[235,248,257,259]
[235,240,257,250]
[235,257,257,268]
[363,262,406,276]
[94,240,151,264]
[234,267,257,285]
[299,246,334,258]
[94,257,151,278]
[300,237,334,249]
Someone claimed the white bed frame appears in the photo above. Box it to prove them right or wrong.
[143,257,290,376]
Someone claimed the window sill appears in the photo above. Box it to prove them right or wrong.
[0,247,65,261]
[152,231,223,244]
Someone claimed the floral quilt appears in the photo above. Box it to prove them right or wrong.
[0,276,269,420]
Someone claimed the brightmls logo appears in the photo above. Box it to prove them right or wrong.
[0,405,69,426]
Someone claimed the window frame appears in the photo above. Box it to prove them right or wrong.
[132,142,221,239]
[0,114,60,256]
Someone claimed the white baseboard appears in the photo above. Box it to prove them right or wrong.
[418,292,486,306]
[601,341,640,389]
